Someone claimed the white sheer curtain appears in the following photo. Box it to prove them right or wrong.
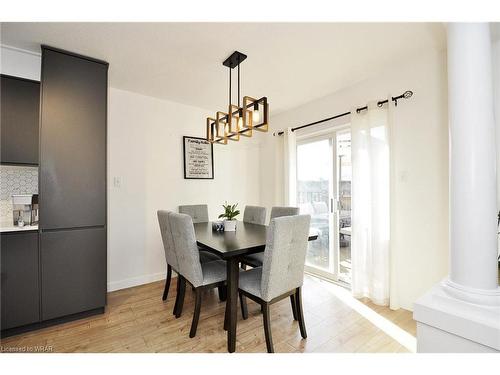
[283,128,297,206]
[351,101,391,306]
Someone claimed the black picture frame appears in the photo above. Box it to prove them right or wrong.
[183,136,214,180]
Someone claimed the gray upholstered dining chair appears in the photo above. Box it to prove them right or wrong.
[157,210,179,307]
[168,212,226,337]
[158,208,225,310]
[178,204,221,264]
[178,204,209,223]
[238,214,311,353]
[270,206,300,219]
[243,205,267,225]
[241,205,300,269]
[168,212,230,338]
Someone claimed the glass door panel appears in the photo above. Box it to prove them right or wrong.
[296,128,352,284]
[297,138,335,275]
[336,131,352,284]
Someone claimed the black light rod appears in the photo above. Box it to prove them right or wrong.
[229,68,232,107]
[274,90,413,136]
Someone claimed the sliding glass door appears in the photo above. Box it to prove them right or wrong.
[296,128,351,284]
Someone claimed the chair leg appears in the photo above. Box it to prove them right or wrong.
[262,303,274,353]
[290,294,298,320]
[162,265,172,301]
[223,302,228,331]
[189,288,202,338]
[173,276,181,315]
[174,276,186,318]
[218,285,227,302]
[295,287,307,339]
[239,292,248,320]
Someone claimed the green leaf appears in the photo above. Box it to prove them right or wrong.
[218,202,240,221]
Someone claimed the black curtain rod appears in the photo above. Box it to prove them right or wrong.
[274,90,413,136]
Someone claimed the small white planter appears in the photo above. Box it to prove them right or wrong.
[224,220,237,232]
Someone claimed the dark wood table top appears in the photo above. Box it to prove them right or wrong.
[194,221,318,260]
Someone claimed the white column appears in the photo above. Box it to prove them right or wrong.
[447,23,499,294]
[414,23,500,353]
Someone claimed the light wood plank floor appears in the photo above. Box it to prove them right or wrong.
[0,275,416,353]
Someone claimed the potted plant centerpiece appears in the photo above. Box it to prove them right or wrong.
[219,202,240,232]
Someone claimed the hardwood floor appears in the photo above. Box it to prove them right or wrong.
[0,275,416,353]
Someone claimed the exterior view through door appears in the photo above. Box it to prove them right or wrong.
[296,128,352,284]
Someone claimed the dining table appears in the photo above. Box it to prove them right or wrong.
[194,220,318,353]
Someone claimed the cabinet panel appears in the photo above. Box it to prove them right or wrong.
[0,75,40,165]
[1,232,40,330]
[40,48,107,229]
[41,227,106,320]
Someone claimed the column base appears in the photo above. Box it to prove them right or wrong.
[413,280,500,352]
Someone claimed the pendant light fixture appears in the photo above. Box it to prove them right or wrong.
[206,51,269,144]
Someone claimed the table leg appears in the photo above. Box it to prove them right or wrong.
[226,258,239,353]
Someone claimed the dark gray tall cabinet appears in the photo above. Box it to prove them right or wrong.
[39,46,108,321]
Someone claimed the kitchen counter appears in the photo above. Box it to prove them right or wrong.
[0,222,38,233]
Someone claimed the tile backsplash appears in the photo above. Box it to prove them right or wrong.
[0,165,38,222]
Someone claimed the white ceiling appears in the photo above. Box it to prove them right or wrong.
[0,22,448,114]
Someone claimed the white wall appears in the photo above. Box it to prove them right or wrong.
[260,50,449,311]
[107,88,262,291]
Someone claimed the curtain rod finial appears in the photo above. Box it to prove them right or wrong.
[403,90,413,99]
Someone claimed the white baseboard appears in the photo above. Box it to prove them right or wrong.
[107,271,170,292]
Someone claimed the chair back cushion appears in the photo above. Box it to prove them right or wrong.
[270,206,300,219]
[157,210,178,270]
[169,212,204,287]
[261,215,311,301]
[243,205,267,225]
[179,204,209,223]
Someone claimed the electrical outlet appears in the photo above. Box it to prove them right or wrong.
[113,176,122,188]
[399,171,408,183]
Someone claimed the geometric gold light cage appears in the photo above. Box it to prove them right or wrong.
[206,117,227,145]
[206,51,269,144]
[243,96,269,133]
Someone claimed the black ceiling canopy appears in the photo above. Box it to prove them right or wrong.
[222,51,247,69]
